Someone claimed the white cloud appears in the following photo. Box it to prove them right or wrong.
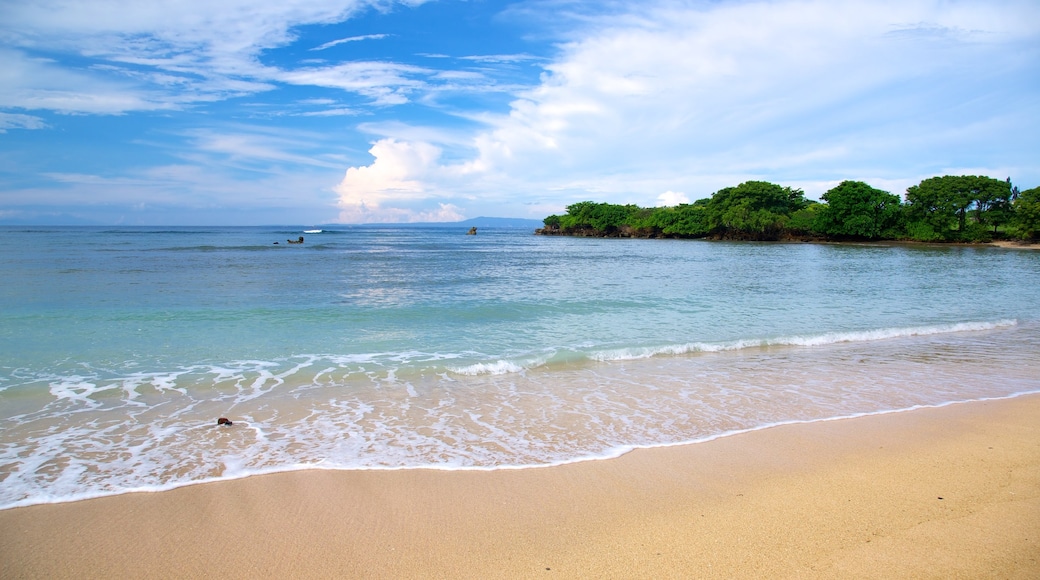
[3,0,1037,223]
[459,54,543,64]
[277,62,430,105]
[1,164,339,220]
[656,191,689,207]
[2,0,377,60]
[311,33,390,51]
[337,201,465,223]
[0,0,434,113]
[315,0,1039,221]
[447,0,1040,209]
[0,111,47,132]
[0,48,175,114]
[300,107,360,117]
[335,138,461,222]
[182,128,346,170]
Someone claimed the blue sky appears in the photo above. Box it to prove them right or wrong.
[1,0,1038,225]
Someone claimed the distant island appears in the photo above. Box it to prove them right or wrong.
[537,176,1040,244]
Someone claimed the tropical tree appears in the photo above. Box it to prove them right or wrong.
[1007,186,1040,240]
[646,203,710,237]
[557,202,641,234]
[786,201,822,235]
[814,181,903,239]
[705,181,808,239]
[904,175,1014,241]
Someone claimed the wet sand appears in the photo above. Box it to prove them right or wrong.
[2,395,1038,579]
[989,240,1040,250]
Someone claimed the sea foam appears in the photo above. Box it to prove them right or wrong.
[3,226,1038,510]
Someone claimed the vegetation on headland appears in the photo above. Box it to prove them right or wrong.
[538,176,1040,243]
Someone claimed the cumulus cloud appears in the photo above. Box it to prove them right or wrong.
[656,191,689,207]
[338,202,465,223]
[315,0,1038,220]
[335,138,472,222]
[3,0,1037,223]
[456,0,1040,208]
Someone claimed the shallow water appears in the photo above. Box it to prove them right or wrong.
[1,226,1038,508]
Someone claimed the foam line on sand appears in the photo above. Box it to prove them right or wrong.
[2,395,1039,578]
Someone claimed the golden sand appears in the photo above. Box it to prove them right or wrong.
[2,395,1038,579]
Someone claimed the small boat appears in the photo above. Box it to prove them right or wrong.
[303,229,322,234]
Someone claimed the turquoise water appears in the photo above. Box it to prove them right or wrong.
[1,226,1038,508]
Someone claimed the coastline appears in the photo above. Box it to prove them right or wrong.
[2,395,1038,578]
[535,227,1040,250]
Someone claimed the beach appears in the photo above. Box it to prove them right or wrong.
[3,227,1039,578]
[3,393,1037,579]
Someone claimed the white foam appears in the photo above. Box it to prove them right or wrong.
[47,377,113,408]
[590,319,1018,362]
[770,319,1017,347]
[450,360,527,376]
[9,388,1040,513]
[1,319,1034,511]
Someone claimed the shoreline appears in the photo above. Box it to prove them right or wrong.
[3,394,1038,578]
[2,390,1036,512]
[536,228,1040,249]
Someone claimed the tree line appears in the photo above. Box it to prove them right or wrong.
[538,176,1040,242]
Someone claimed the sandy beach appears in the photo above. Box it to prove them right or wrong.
[2,394,1038,579]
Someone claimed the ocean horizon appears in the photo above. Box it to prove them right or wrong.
[1,225,1038,509]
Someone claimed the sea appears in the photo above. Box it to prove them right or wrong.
[1,225,1038,509]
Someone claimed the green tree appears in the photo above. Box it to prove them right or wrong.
[973,177,1017,236]
[786,201,822,235]
[558,201,598,230]
[904,175,1014,242]
[666,203,710,236]
[814,181,902,239]
[645,203,710,237]
[593,203,639,232]
[558,202,640,234]
[704,181,808,239]
[1007,186,1040,240]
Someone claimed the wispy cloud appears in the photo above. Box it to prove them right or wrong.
[276,61,432,105]
[177,125,350,171]
[311,33,390,51]
[0,48,178,114]
[300,107,361,117]
[0,111,47,132]
[2,0,1037,224]
[459,53,543,64]
[0,0,437,114]
[335,0,1040,218]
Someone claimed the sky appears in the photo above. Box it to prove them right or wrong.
[1,0,1038,225]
